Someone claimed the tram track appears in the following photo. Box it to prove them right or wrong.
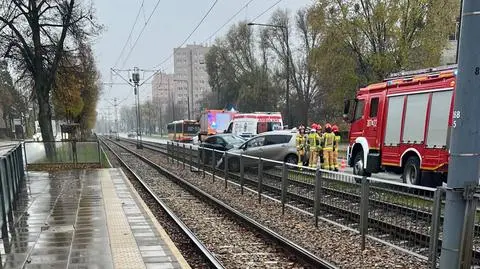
[101,137,336,269]
[117,137,480,264]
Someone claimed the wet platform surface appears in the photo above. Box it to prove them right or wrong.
[1,169,189,269]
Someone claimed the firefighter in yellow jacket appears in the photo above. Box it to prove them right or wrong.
[322,123,336,170]
[316,124,323,167]
[332,125,341,172]
[307,124,321,168]
[296,125,307,167]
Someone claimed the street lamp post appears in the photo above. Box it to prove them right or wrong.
[132,67,143,149]
[247,22,291,128]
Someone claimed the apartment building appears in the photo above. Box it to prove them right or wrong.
[173,44,211,120]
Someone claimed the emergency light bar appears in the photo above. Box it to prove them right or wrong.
[385,64,458,81]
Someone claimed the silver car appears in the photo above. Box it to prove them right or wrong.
[218,130,298,171]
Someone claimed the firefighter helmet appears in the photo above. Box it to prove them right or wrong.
[325,123,332,129]
[332,125,339,132]
[316,124,322,130]
[311,124,317,129]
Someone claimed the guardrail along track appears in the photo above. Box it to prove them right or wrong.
[102,138,336,269]
[118,138,480,264]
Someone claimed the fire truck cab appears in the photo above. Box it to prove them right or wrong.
[344,65,457,186]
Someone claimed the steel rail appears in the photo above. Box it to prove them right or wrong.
[100,138,225,269]
[106,137,338,269]
[121,138,480,262]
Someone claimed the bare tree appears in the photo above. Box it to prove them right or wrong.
[263,8,322,125]
[0,0,99,154]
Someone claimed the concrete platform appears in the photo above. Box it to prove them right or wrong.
[1,168,190,269]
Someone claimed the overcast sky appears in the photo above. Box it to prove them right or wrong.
[93,0,315,117]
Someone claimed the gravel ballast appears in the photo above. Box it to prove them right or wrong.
[103,141,313,268]
[118,141,429,269]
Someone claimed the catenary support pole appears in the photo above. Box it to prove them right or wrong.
[439,1,480,268]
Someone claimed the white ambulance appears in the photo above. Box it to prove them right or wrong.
[225,112,283,138]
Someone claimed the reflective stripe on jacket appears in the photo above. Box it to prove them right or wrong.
[334,135,341,152]
[323,132,335,150]
[308,133,320,147]
[296,134,306,150]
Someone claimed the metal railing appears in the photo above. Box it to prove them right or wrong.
[0,143,25,247]
[23,140,101,167]
[165,141,480,268]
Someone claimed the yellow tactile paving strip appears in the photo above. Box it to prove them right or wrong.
[119,169,191,269]
[101,169,147,269]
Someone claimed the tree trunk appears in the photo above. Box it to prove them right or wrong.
[36,83,56,159]
[301,100,310,127]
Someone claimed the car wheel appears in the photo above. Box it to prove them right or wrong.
[285,154,298,165]
[402,156,421,185]
[353,151,371,177]
[228,158,240,172]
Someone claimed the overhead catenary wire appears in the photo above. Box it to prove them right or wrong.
[121,0,164,68]
[113,0,145,68]
[202,0,256,44]
[250,0,283,22]
[151,0,220,70]
[136,0,284,88]
[147,0,280,80]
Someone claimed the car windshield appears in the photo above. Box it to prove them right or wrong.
[222,135,244,145]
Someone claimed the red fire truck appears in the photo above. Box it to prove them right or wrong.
[344,65,457,186]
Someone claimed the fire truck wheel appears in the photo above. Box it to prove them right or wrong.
[353,152,370,177]
[402,156,421,185]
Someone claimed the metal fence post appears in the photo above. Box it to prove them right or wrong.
[281,162,288,215]
[314,168,322,227]
[360,176,369,250]
[459,185,477,268]
[224,152,228,189]
[8,156,17,201]
[167,142,170,162]
[240,154,244,195]
[2,158,14,227]
[97,140,101,164]
[189,145,193,167]
[211,150,216,182]
[175,142,180,166]
[258,157,263,204]
[200,147,206,178]
[428,188,444,269]
[0,164,9,243]
[182,144,186,169]
[23,142,28,167]
[194,145,200,172]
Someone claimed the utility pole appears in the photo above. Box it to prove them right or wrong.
[108,98,119,140]
[107,96,128,138]
[106,107,112,134]
[285,26,291,128]
[440,1,480,268]
[189,49,193,120]
[159,105,163,137]
[132,67,143,149]
[168,76,175,121]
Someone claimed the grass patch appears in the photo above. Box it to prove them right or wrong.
[100,147,110,168]
[76,143,100,163]
[31,142,101,164]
